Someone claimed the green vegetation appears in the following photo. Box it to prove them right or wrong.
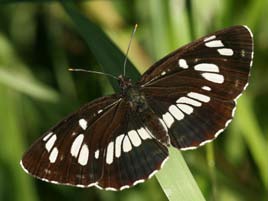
[0,1,267,201]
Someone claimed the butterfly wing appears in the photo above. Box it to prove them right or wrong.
[138,25,253,150]
[96,108,168,190]
[21,95,168,190]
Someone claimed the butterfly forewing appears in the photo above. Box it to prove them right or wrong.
[139,25,253,149]
[21,95,120,186]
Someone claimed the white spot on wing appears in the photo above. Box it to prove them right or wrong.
[71,134,84,158]
[106,141,114,164]
[94,149,99,159]
[176,97,202,107]
[160,157,169,168]
[217,48,234,56]
[49,147,58,163]
[115,134,124,158]
[137,128,151,140]
[123,136,132,152]
[78,144,89,166]
[243,25,253,38]
[128,130,142,147]
[201,73,224,84]
[161,71,166,76]
[187,92,211,102]
[178,59,189,69]
[162,112,175,128]
[177,104,193,115]
[204,35,216,42]
[45,134,57,152]
[194,63,219,72]
[79,119,88,130]
[20,160,29,174]
[232,106,237,117]
[50,180,59,184]
[250,60,253,68]
[180,146,198,151]
[199,139,213,146]
[159,118,168,132]
[225,119,232,127]
[133,179,145,186]
[215,129,224,137]
[205,40,224,47]
[202,86,211,91]
[105,187,117,191]
[43,132,53,141]
[169,105,184,120]
[120,185,130,190]
[148,170,158,179]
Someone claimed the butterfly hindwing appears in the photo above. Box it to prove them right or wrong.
[96,109,168,190]
[139,25,253,149]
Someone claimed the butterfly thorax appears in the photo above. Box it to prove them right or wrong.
[118,75,148,113]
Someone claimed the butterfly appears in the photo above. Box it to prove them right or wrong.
[20,25,253,191]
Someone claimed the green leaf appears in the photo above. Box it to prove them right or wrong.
[62,2,205,201]
[62,1,140,92]
[156,149,206,201]
[236,96,268,188]
[0,86,39,201]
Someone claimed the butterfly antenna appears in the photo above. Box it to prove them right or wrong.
[68,68,119,80]
[123,24,138,76]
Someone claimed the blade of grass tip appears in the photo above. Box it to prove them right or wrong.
[62,2,205,200]
[156,148,206,201]
[236,96,268,188]
[61,1,140,93]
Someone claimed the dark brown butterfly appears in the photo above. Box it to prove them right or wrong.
[21,25,253,191]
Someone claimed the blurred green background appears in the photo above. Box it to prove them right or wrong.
[0,0,267,201]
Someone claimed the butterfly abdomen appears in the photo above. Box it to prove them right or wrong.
[138,109,170,146]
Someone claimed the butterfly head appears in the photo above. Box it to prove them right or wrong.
[118,75,132,92]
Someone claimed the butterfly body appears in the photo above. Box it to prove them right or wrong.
[21,25,253,191]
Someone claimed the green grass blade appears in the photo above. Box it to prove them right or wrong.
[236,96,268,188]
[0,86,39,201]
[156,148,206,201]
[62,1,140,92]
